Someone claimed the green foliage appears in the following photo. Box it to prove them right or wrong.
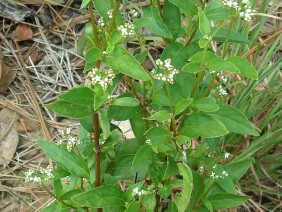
[103,46,151,81]
[35,0,278,211]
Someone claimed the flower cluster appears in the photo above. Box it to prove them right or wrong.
[145,139,152,145]
[154,58,179,84]
[203,35,212,41]
[221,75,228,84]
[117,23,135,37]
[24,169,41,182]
[221,0,256,22]
[239,0,256,22]
[107,9,114,19]
[222,0,240,10]
[132,187,148,196]
[210,164,229,179]
[24,165,53,183]
[98,17,105,28]
[58,128,81,152]
[87,67,115,90]
[217,85,228,96]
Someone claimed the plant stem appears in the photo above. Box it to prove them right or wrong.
[222,18,234,58]
[93,113,102,212]
[88,1,99,48]
[166,82,178,151]
[203,72,217,96]
[185,24,198,47]
[93,113,101,188]
[157,0,162,17]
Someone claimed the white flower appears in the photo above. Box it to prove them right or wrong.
[222,171,229,176]
[117,23,135,37]
[221,75,228,83]
[199,166,204,172]
[132,187,139,196]
[210,172,215,178]
[145,139,152,145]
[154,58,179,84]
[224,152,231,159]
[87,67,115,90]
[98,17,105,27]
[221,0,256,22]
[203,35,212,41]
[107,9,114,19]
[218,85,228,96]
[156,59,163,66]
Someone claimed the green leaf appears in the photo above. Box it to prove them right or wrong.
[163,156,179,180]
[216,175,237,194]
[108,104,139,121]
[228,56,258,80]
[93,87,108,111]
[182,112,229,138]
[193,28,251,44]
[80,0,90,9]
[147,111,171,122]
[80,115,93,132]
[58,86,95,106]
[148,163,161,186]
[204,0,229,20]
[176,135,191,147]
[99,109,111,139]
[168,0,197,15]
[59,189,85,200]
[141,193,156,210]
[189,51,217,63]
[41,201,69,212]
[224,159,252,183]
[182,62,205,73]
[198,38,210,48]
[163,0,181,39]
[210,104,259,136]
[46,100,94,119]
[198,8,210,35]
[37,140,89,178]
[175,163,193,212]
[207,58,240,73]
[140,6,172,38]
[146,127,172,145]
[160,42,191,70]
[132,144,153,169]
[192,97,219,112]
[130,107,147,143]
[112,97,140,107]
[103,46,151,81]
[208,194,249,209]
[71,185,125,208]
[211,28,250,44]
[92,0,111,22]
[85,47,103,64]
[83,61,95,73]
[174,98,193,115]
[125,201,140,212]
[135,50,149,63]
[107,139,147,178]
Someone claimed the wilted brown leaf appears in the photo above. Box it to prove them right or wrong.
[14,23,33,41]
[17,118,33,133]
[0,60,16,93]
